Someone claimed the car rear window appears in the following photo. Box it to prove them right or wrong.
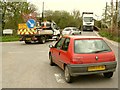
[73,28,79,31]
[64,29,71,31]
[74,39,112,54]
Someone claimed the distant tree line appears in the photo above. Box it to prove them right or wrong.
[99,1,120,42]
[44,10,82,29]
[1,1,103,36]
[101,1,119,35]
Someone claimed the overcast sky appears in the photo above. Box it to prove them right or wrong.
[27,0,119,20]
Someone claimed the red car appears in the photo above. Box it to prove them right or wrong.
[49,36,117,83]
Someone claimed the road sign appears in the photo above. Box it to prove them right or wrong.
[3,29,13,35]
[26,19,36,29]
[18,23,27,29]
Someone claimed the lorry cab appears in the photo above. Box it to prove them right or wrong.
[18,20,60,44]
[82,12,94,31]
[41,21,60,40]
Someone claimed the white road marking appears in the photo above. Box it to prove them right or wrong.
[54,73,65,83]
[8,51,24,54]
[37,51,48,53]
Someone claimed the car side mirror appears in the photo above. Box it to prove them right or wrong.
[49,44,54,48]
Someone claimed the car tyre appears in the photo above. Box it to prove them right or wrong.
[56,35,60,41]
[49,54,55,66]
[64,66,72,83]
[55,37,59,41]
[72,33,75,35]
[103,72,113,78]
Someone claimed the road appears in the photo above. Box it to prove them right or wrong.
[2,31,119,88]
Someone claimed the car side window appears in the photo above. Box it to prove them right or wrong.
[62,38,70,51]
[72,28,76,31]
[55,38,65,49]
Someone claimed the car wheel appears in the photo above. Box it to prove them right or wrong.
[49,54,55,66]
[72,33,74,35]
[55,36,59,41]
[103,72,113,78]
[64,66,72,83]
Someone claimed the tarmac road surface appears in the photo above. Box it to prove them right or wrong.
[2,31,118,88]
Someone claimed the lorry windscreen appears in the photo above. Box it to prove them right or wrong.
[84,17,93,22]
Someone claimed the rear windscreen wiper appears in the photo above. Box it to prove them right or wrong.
[92,49,110,53]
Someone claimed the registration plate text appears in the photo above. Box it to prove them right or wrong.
[88,65,105,71]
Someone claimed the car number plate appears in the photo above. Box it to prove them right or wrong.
[88,65,105,71]
[26,38,31,40]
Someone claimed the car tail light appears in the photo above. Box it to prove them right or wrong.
[71,57,83,64]
[109,54,116,61]
[69,31,72,34]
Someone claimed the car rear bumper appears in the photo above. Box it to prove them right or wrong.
[83,26,94,31]
[19,36,38,41]
[67,61,117,76]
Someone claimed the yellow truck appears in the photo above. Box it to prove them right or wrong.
[17,21,60,44]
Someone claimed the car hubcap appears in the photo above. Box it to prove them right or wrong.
[65,67,69,81]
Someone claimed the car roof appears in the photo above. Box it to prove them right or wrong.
[62,35,103,39]
[64,27,77,29]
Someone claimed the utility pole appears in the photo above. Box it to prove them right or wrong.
[115,0,118,31]
[111,0,114,34]
[105,2,108,25]
[42,2,44,21]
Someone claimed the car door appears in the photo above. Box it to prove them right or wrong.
[52,38,65,65]
[58,38,70,69]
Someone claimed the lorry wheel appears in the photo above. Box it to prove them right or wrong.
[41,36,46,44]
[64,66,72,83]
[103,72,113,78]
[25,41,31,44]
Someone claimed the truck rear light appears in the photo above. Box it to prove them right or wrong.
[32,37,37,40]
[19,38,22,41]
[19,36,23,41]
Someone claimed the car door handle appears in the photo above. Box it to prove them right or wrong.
[59,52,60,55]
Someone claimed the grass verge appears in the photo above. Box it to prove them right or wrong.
[99,29,120,42]
[0,35,19,42]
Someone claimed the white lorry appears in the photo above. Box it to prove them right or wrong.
[17,20,60,44]
[82,12,94,31]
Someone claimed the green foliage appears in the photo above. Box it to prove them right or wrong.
[44,10,82,29]
[1,1,36,35]
[118,21,120,28]
[99,29,110,37]
[0,35,19,42]
[95,20,101,28]
[99,29,120,42]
